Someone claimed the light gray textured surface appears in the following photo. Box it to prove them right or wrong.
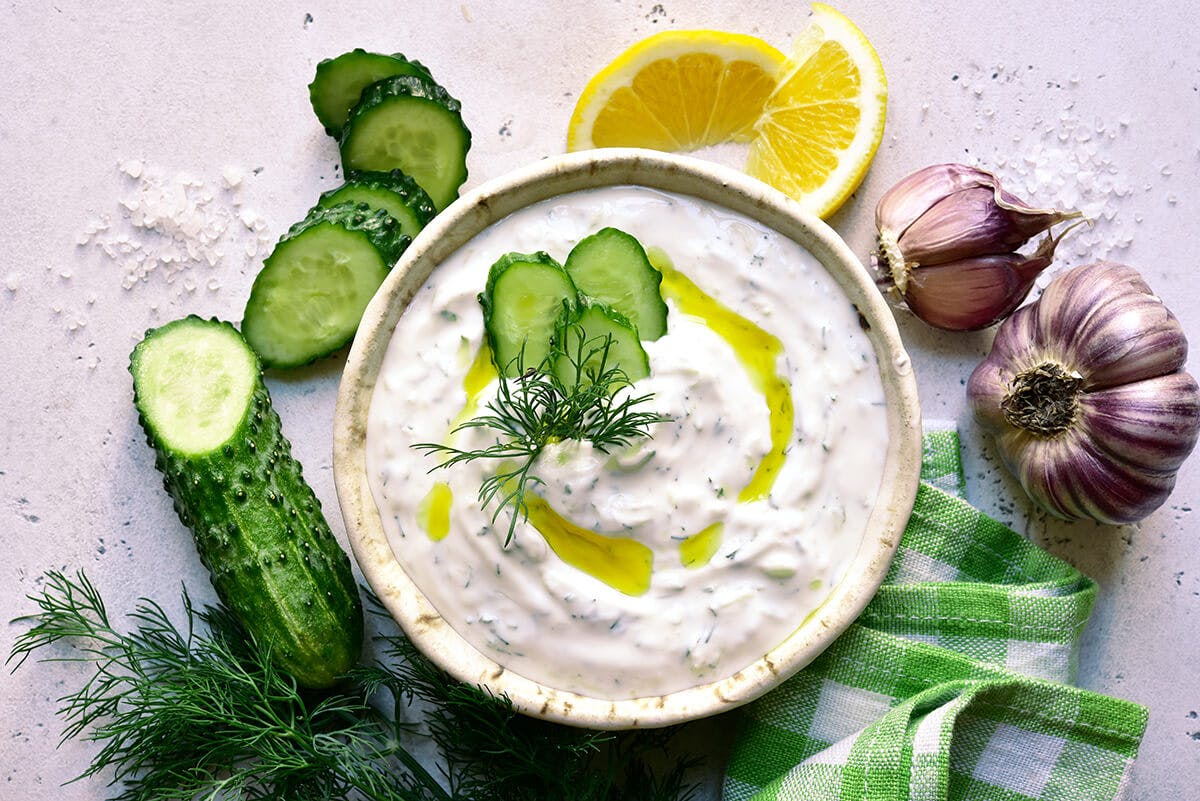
[2,1,1197,798]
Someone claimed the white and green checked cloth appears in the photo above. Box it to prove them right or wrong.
[723,429,1149,801]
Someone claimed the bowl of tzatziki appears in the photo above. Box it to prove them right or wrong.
[333,148,921,729]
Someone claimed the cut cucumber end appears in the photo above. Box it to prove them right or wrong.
[130,317,259,457]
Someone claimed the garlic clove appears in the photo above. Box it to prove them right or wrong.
[898,187,1078,267]
[902,252,1049,331]
[874,162,994,238]
[1078,372,1200,472]
[875,162,1082,301]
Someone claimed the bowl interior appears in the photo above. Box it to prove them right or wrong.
[334,148,921,729]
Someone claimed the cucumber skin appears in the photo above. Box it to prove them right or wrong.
[286,201,412,266]
[318,169,437,236]
[131,317,364,688]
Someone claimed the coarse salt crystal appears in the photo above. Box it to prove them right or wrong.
[222,166,244,188]
[5,272,19,291]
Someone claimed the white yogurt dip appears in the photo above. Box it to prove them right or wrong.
[366,186,888,699]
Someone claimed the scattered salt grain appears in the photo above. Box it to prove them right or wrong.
[967,70,1138,271]
[79,161,272,293]
[222,166,245,189]
[5,272,20,292]
[119,159,144,179]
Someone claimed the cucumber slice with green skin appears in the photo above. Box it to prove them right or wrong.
[340,75,471,212]
[309,49,435,137]
[479,252,578,376]
[565,227,668,340]
[130,316,364,688]
[317,169,437,241]
[243,203,402,369]
[553,301,650,390]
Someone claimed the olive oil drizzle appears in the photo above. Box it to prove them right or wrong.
[424,245,794,581]
[648,247,794,504]
[417,342,496,541]
[678,521,724,569]
[523,494,653,596]
[416,482,453,541]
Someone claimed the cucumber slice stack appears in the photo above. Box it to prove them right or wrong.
[479,228,669,387]
[311,48,470,212]
[239,49,473,371]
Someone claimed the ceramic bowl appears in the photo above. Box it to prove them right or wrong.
[333,148,921,729]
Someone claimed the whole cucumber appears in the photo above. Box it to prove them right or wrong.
[130,316,363,688]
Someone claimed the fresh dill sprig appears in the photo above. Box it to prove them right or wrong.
[8,570,446,801]
[8,572,701,801]
[414,332,672,545]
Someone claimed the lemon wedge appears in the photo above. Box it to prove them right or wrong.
[567,30,786,152]
[566,6,887,219]
[747,3,888,217]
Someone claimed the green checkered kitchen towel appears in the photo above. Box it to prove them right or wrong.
[723,428,1149,801]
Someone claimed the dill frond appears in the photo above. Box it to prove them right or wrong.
[414,332,672,545]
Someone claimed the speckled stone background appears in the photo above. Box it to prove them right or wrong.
[2,1,1197,798]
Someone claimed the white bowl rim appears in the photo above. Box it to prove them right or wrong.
[334,147,922,730]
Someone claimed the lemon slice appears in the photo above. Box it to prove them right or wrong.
[747,4,888,217]
[567,30,786,152]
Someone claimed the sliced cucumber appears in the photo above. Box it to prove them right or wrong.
[340,75,471,212]
[130,316,364,688]
[242,203,402,369]
[309,49,435,137]
[565,227,668,340]
[553,301,650,390]
[479,252,577,376]
[317,169,437,241]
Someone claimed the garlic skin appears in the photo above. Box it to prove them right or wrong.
[874,163,1082,331]
[968,262,1200,524]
